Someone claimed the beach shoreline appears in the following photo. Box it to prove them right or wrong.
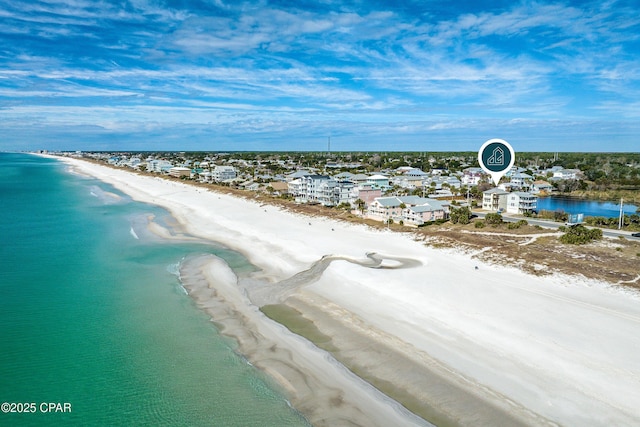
[52,155,640,426]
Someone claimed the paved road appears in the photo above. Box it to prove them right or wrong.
[472,211,640,241]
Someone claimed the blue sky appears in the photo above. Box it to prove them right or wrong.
[1,0,639,152]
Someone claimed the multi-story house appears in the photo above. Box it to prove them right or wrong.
[316,180,354,206]
[212,165,237,182]
[482,188,510,211]
[510,172,533,190]
[506,192,537,214]
[147,159,173,173]
[367,196,449,226]
[552,169,582,180]
[530,180,554,194]
[461,167,485,185]
[290,175,331,203]
[349,184,382,210]
[366,174,391,190]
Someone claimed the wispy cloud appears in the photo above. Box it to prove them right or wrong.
[0,0,638,150]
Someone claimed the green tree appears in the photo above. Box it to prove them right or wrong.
[450,206,472,224]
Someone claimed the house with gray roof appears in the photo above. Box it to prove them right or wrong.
[367,196,449,226]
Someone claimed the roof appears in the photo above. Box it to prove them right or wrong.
[511,172,532,179]
[269,182,289,191]
[374,196,446,209]
[351,173,370,181]
[483,187,509,195]
[333,172,355,180]
[368,174,389,180]
[287,170,310,179]
[374,197,401,207]
[410,205,438,213]
[405,168,428,176]
[397,195,422,204]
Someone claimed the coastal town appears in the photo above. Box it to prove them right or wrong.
[57,150,639,230]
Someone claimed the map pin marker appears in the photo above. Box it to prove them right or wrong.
[478,138,515,185]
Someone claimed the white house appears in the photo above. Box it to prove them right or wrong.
[367,196,449,226]
[482,188,510,211]
[287,178,303,197]
[506,192,537,214]
[366,174,391,190]
[461,168,485,186]
[510,172,533,189]
[147,159,173,173]
[212,165,237,182]
[168,166,191,178]
[316,180,354,206]
[531,180,554,194]
[552,169,582,180]
[289,175,334,203]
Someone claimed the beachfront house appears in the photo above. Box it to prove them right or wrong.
[482,188,509,212]
[289,175,332,203]
[349,184,382,210]
[403,202,448,225]
[367,196,449,226]
[316,179,354,206]
[506,192,537,214]
[212,165,237,182]
[168,166,191,178]
[147,159,173,173]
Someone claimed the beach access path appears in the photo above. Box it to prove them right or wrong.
[58,156,640,427]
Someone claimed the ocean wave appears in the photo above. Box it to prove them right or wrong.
[166,261,181,277]
[129,227,139,240]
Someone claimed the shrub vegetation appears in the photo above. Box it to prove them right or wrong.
[449,207,472,225]
[559,225,603,245]
[484,213,503,225]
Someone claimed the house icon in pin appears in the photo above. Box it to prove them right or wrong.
[487,147,504,166]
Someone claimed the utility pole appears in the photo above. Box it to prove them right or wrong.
[619,198,624,229]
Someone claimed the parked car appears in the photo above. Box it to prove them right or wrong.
[632,232,640,237]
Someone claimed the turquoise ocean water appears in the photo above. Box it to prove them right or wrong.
[0,153,309,426]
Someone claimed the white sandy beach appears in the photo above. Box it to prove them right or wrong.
[58,156,640,426]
